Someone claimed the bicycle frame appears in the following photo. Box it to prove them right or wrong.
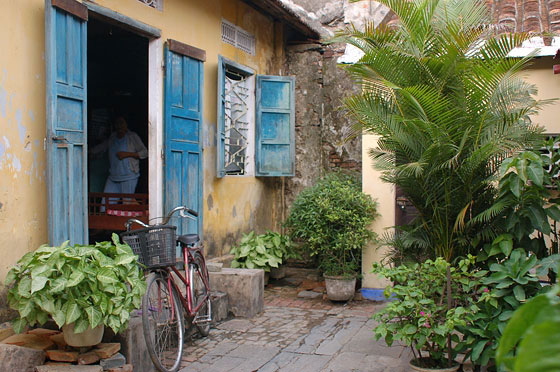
[165,244,210,318]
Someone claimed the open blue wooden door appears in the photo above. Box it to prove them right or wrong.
[163,42,204,237]
[45,0,88,245]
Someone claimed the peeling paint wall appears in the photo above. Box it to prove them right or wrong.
[0,0,288,320]
[0,0,48,322]
[283,43,361,208]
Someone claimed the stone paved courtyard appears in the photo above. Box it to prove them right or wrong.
[177,284,412,372]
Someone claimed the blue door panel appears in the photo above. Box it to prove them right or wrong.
[46,2,88,245]
[260,81,291,109]
[164,48,203,237]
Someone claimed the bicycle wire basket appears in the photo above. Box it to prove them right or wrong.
[121,225,177,269]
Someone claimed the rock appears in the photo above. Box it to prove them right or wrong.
[27,328,61,339]
[297,279,324,291]
[0,322,15,342]
[312,287,325,293]
[210,291,228,325]
[0,343,45,372]
[94,343,121,359]
[206,262,223,272]
[45,350,79,362]
[297,290,322,299]
[1,333,55,350]
[78,351,100,365]
[49,333,67,349]
[209,268,264,318]
[99,352,126,370]
[35,366,103,372]
[107,365,132,372]
[111,317,152,372]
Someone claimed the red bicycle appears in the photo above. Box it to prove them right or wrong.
[122,206,211,372]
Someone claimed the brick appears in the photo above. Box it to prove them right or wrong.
[0,343,45,372]
[45,349,79,362]
[77,351,100,365]
[1,333,55,351]
[0,322,15,342]
[27,328,61,339]
[49,333,67,349]
[94,342,121,359]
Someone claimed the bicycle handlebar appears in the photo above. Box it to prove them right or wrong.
[124,206,198,231]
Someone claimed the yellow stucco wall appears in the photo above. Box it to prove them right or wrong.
[524,57,560,133]
[360,56,560,288]
[0,0,287,288]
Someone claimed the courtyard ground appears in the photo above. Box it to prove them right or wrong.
[177,277,412,372]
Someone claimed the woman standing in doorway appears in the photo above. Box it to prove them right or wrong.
[91,116,147,195]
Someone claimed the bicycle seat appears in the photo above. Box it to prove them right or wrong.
[178,234,199,246]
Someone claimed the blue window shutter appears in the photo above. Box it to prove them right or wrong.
[163,46,203,237]
[255,75,295,177]
[216,56,226,178]
[45,1,88,245]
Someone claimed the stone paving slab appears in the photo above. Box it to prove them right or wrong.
[178,303,411,372]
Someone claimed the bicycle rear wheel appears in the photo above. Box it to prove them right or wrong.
[142,272,184,372]
[189,252,211,336]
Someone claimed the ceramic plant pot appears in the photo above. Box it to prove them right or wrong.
[409,358,460,372]
[270,265,286,280]
[62,323,104,347]
[324,275,356,301]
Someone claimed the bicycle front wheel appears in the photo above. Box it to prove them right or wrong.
[142,272,184,372]
[189,252,211,336]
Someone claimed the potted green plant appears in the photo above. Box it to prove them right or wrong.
[4,234,145,346]
[371,257,481,371]
[230,231,295,284]
[285,172,378,301]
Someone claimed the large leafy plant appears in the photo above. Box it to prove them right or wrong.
[372,257,480,369]
[230,231,295,272]
[338,0,549,261]
[457,234,557,368]
[496,270,560,372]
[285,172,378,277]
[5,234,146,334]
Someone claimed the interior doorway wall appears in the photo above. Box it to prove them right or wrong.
[87,17,149,240]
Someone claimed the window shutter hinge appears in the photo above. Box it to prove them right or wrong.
[161,149,164,159]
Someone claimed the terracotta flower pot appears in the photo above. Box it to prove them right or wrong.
[409,358,460,372]
[324,275,356,301]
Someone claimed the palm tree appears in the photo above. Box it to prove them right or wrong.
[337,0,549,261]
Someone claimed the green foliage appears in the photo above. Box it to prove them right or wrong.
[285,172,378,276]
[4,234,146,334]
[372,257,480,368]
[457,235,558,367]
[496,271,560,372]
[475,147,560,260]
[230,231,295,272]
[337,0,550,261]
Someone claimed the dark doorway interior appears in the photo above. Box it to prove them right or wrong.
[87,18,149,241]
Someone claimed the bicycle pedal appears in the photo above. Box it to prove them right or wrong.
[192,315,212,324]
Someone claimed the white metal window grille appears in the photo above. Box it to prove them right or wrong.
[236,29,255,56]
[223,69,252,175]
[221,20,237,47]
[137,0,162,10]
[221,20,256,56]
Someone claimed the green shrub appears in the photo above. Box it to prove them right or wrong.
[4,234,146,334]
[230,231,295,272]
[284,172,378,276]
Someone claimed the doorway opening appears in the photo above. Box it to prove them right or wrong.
[87,18,149,242]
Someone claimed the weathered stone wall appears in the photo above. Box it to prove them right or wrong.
[284,43,362,209]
